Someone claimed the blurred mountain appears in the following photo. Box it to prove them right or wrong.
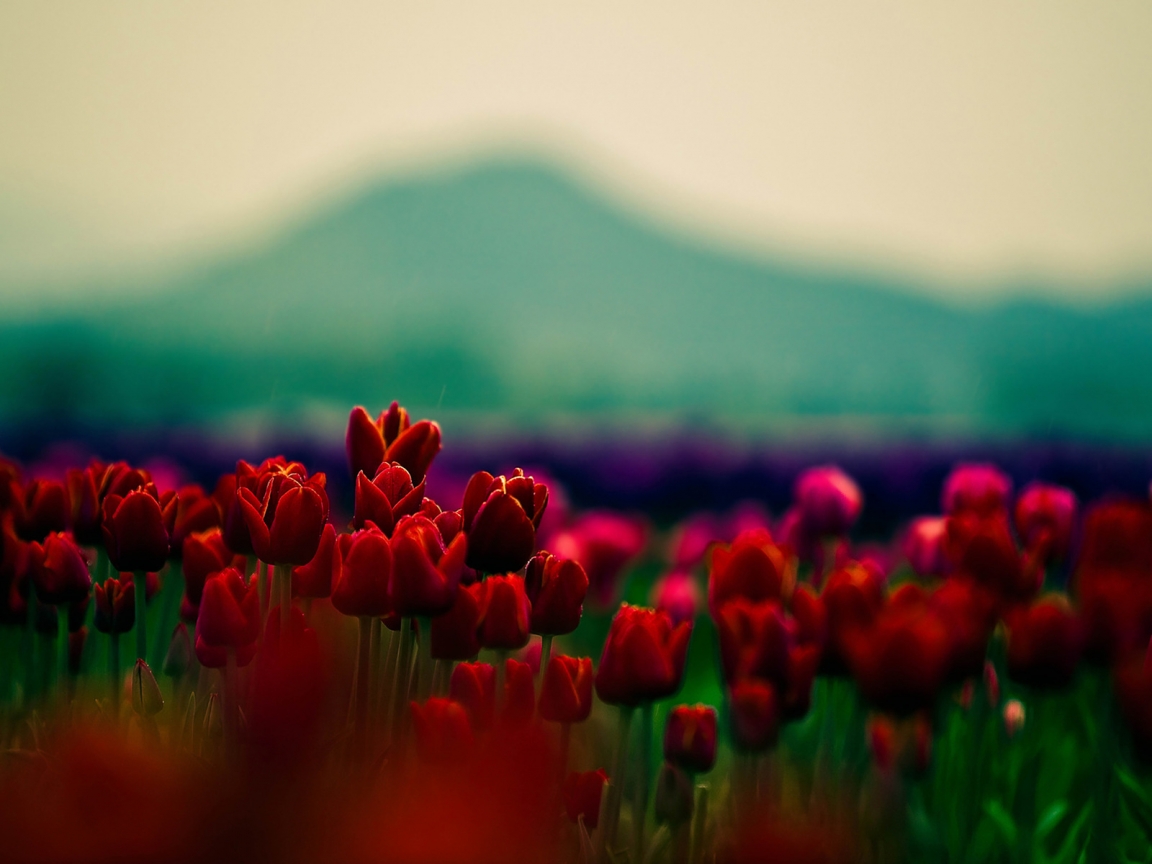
[2,159,1152,437]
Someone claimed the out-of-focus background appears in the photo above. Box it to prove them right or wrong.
[3,2,1152,513]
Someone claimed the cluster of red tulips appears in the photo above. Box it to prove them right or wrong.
[2,405,1152,863]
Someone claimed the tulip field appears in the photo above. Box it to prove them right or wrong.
[2,403,1152,863]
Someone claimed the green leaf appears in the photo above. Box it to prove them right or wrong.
[1116,767,1152,839]
[1036,800,1069,843]
[984,800,1019,847]
[965,814,999,864]
[1051,803,1092,864]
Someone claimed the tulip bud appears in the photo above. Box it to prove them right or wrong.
[450,662,496,731]
[729,678,779,751]
[793,466,862,536]
[352,465,425,534]
[332,525,392,618]
[984,660,1000,706]
[132,659,164,716]
[94,575,135,634]
[651,571,699,627]
[942,463,1012,516]
[595,604,692,706]
[11,479,69,542]
[664,704,718,774]
[1004,699,1026,738]
[410,697,474,764]
[475,575,531,651]
[563,769,608,828]
[525,551,588,636]
[462,469,548,574]
[538,655,594,724]
[903,516,949,578]
[102,486,175,573]
[653,762,695,827]
[163,623,193,679]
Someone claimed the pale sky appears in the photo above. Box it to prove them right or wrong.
[2,1,1152,304]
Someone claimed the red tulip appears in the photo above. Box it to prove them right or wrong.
[930,578,997,682]
[503,658,536,729]
[101,485,176,573]
[410,697,474,764]
[729,678,779,751]
[563,769,608,828]
[551,511,647,607]
[10,479,68,542]
[1006,594,1083,689]
[820,563,885,674]
[450,661,496,731]
[475,575,531,651]
[651,571,700,627]
[708,529,791,615]
[431,585,482,660]
[654,763,695,827]
[1014,483,1077,563]
[389,515,467,618]
[182,528,244,621]
[1115,640,1152,762]
[1077,499,1152,579]
[293,522,338,600]
[66,465,102,546]
[525,551,587,636]
[462,469,548,574]
[942,463,1012,515]
[26,533,91,607]
[213,470,253,555]
[946,510,1037,599]
[94,575,135,634]
[902,516,949,578]
[664,704,718,773]
[332,525,392,618]
[789,584,826,648]
[793,465,862,536]
[195,567,260,667]
[346,403,442,483]
[167,484,220,558]
[714,599,791,687]
[595,604,692,706]
[538,655,593,724]
[352,464,426,533]
[237,464,328,566]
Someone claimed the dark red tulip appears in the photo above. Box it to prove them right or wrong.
[434,508,464,545]
[708,529,791,615]
[98,461,153,502]
[167,484,220,557]
[195,567,260,667]
[251,606,327,765]
[27,533,91,607]
[462,469,548,574]
[1115,641,1152,762]
[946,510,1038,599]
[182,528,244,622]
[410,697,474,764]
[780,643,821,721]
[1014,483,1077,563]
[664,704,718,773]
[213,471,252,555]
[563,769,608,828]
[1077,499,1152,578]
[714,599,791,687]
[793,465,862,536]
[820,562,885,674]
[94,575,135,634]
[332,525,392,618]
[654,762,695,827]
[789,584,826,648]
[551,511,648,607]
[352,464,425,533]
[538,655,593,724]
[346,403,443,483]
[101,485,176,573]
[293,522,338,600]
[66,465,102,546]
[237,465,329,566]
[729,678,779,751]
[503,659,536,729]
[431,585,482,660]
[942,463,1012,516]
[1006,594,1083,689]
[450,661,497,731]
[652,571,700,627]
[475,574,531,651]
[595,604,692,706]
[525,551,587,636]
[10,479,68,542]
[930,577,997,682]
[389,515,467,618]
[902,516,949,578]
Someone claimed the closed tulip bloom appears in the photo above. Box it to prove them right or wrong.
[708,529,791,615]
[714,599,791,687]
[551,511,648,608]
[182,528,243,621]
[292,522,338,599]
[942,463,1012,516]
[390,515,467,618]
[729,678,779,751]
[346,403,442,483]
[789,584,826,648]
[352,464,426,533]
[820,563,885,674]
[168,484,221,557]
[1077,499,1152,578]
[654,763,695,827]
[539,655,594,724]
[1015,482,1078,562]
[525,551,588,636]
[94,575,135,634]
[793,465,863,536]
[664,704,718,773]
[946,510,1036,599]
[332,525,392,618]
[27,533,91,607]
[10,479,68,542]
[67,466,102,545]
[503,658,536,729]
[195,568,260,667]
[1006,594,1083,689]
[450,662,496,731]
[410,697,474,764]
[462,468,548,574]
[595,604,692,706]
[474,575,531,650]
[213,471,253,555]
[431,585,482,660]
[237,466,329,566]
[903,516,949,578]
[651,571,700,627]
[563,769,608,828]
[132,659,164,717]
[102,485,176,573]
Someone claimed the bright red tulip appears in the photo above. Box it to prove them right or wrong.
[352,464,425,533]
[729,678,779,751]
[942,463,1012,516]
[182,528,244,621]
[538,655,593,724]
[525,551,587,636]
[1006,594,1083,689]
[475,575,531,651]
[332,525,392,618]
[346,402,442,483]
[664,704,718,773]
[195,567,260,667]
[293,522,338,600]
[431,585,482,660]
[651,571,700,627]
[793,465,862,536]
[10,479,68,542]
[462,469,548,574]
[708,529,791,615]
[101,485,176,573]
[237,464,328,566]
[389,515,467,618]
[595,604,692,706]
[902,516,949,578]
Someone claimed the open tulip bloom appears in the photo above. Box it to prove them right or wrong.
[2,421,1152,864]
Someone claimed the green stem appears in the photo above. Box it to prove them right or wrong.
[96,547,109,584]
[23,582,37,703]
[416,617,433,702]
[354,616,372,751]
[689,784,709,864]
[600,706,635,862]
[538,634,554,685]
[633,702,655,862]
[390,618,414,750]
[134,571,147,660]
[379,624,399,723]
[57,606,69,696]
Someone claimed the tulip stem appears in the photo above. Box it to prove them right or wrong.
[380,625,399,726]
[245,554,257,582]
[416,617,433,702]
[600,706,635,861]
[354,616,372,751]
[494,650,509,716]
[258,561,269,627]
[367,617,381,724]
[390,618,414,752]
[633,702,655,863]
[96,547,110,584]
[538,635,554,685]
[57,606,69,697]
[134,571,147,661]
[108,632,120,720]
[689,784,709,864]
[23,582,37,703]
